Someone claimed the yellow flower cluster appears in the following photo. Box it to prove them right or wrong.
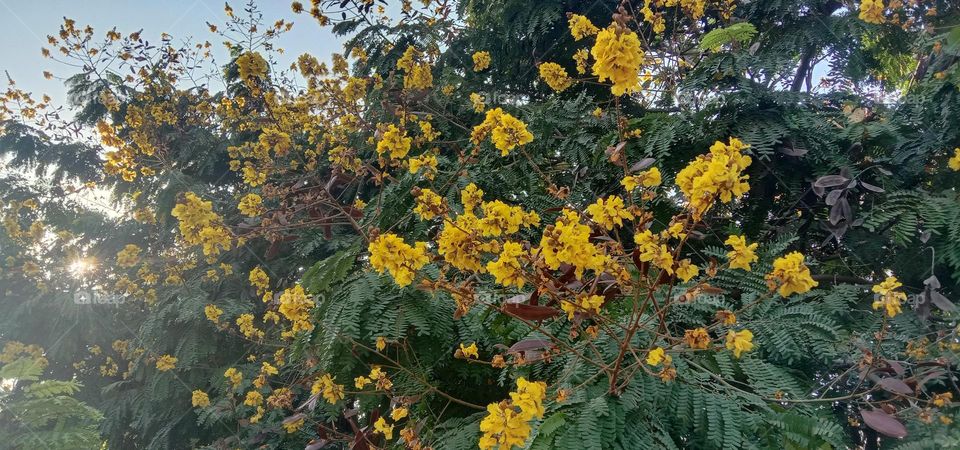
[470,92,485,112]
[568,14,599,41]
[561,293,605,320]
[236,52,268,83]
[377,124,413,159]
[949,148,960,171]
[155,354,177,371]
[586,195,634,230]
[171,192,232,256]
[278,285,315,333]
[249,266,270,293]
[116,244,141,268]
[724,235,758,271]
[591,26,645,96]
[311,373,344,404]
[374,416,394,439]
[859,0,885,24]
[472,51,491,71]
[236,313,264,340]
[538,210,606,278]
[871,276,906,318]
[765,252,818,297]
[191,390,210,407]
[487,241,527,288]
[457,342,479,359]
[538,62,573,92]
[224,367,243,389]
[621,167,662,191]
[204,304,223,324]
[479,377,547,450]
[368,233,430,287]
[408,153,438,179]
[646,347,670,366]
[413,188,445,220]
[684,328,711,349]
[237,193,264,217]
[676,138,752,220]
[725,329,754,358]
[478,200,540,237]
[396,46,433,90]
[634,229,675,275]
[471,108,534,156]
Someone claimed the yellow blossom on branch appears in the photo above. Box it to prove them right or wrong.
[765,252,818,297]
[725,235,759,271]
[278,285,315,333]
[472,51,491,71]
[471,108,534,156]
[237,193,264,217]
[684,328,711,349]
[725,329,754,358]
[457,342,479,359]
[204,304,223,324]
[586,195,634,230]
[368,233,430,287]
[591,26,645,96]
[859,0,885,24]
[948,147,960,171]
[311,373,344,404]
[538,62,573,92]
[377,124,413,159]
[191,390,210,407]
[486,241,527,288]
[568,14,599,41]
[621,167,662,191]
[155,354,177,371]
[871,276,907,318]
[676,138,752,221]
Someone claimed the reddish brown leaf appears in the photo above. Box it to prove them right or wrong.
[502,303,561,321]
[861,409,907,439]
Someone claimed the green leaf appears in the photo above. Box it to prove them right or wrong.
[699,23,758,52]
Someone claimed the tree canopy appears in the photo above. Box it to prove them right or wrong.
[2,0,960,448]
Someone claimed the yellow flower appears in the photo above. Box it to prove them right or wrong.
[408,153,438,179]
[568,14,599,41]
[586,195,634,230]
[248,266,270,293]
[646,347,667,366]
[470,92,486,113]
[377,124,413,159]
[675,259,699,282]
[236,51,268,82]
[237,193,264,217]
[354,375,371,389]
[278,285,315,333]
[311,373,345,404]
[191,390,210,407]
[471,108,533,156]
[725,329,754,358]
[621,167,661,191]
[413,188,445,220]
[684,328,711,350]
[510,377,546,420]
[932,392,953,407]
[538,62,573,92]
[374,416,395,439]
[537,210,606,279]
[486,241,527,288]
[472,51,491,71]
[478,201,540,237]
[716,310,737,326]
[561,293,605,320]
[724,235,759,271]
[391,407,408,421]
[243,390,263,407]
[224,368,243,389]
[116,244,141,268]
[859,0,885,24]
[871,276,907,318]
[765,252,818,297]
[458,342,479,359]
[155,355,177,371]
[368,233,430,287]
[573,49,590,74]
[948,148,960,171]
[676,138,752,221]
[204,304,223,324]
[591,26,644,96]
[376,336,387,351]
[236,313,264,339]
[396,46,433,89]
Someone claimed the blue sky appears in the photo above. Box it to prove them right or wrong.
[0,0,344,107]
